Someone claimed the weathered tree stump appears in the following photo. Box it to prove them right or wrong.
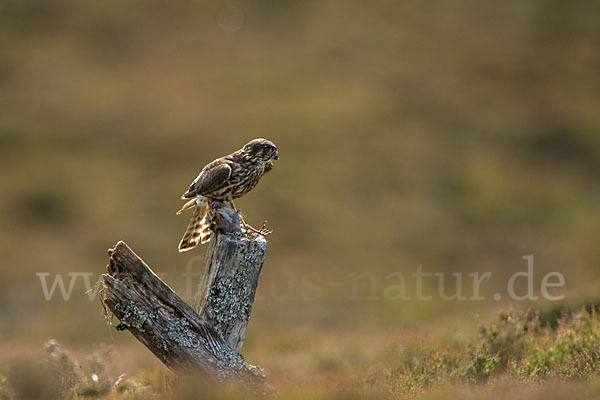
[101,237,271,393]
[193,233,267,354]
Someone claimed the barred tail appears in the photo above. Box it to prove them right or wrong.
[178,200,213,252]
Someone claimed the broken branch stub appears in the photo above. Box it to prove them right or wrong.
[193,232,267,354]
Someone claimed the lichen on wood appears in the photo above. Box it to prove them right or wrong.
[195,232,267,354]
[101,240,271,393]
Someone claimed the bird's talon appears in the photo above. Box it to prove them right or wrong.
[257,221,272,235]
[243,223,272,236]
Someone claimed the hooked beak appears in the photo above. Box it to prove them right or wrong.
[272,152,279,160]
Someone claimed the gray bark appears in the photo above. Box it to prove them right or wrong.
[193,233,267,353]
[101,240,271,393]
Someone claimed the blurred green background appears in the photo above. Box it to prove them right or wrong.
[1,0,599,393]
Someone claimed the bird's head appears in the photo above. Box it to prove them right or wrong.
[242,138,278,162]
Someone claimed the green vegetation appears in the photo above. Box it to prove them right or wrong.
[2,308,600,399]
[393,308,600,397]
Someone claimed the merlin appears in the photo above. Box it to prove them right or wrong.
[177,138,278,252]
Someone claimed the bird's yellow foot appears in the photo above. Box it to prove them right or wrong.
[205,203,216,222]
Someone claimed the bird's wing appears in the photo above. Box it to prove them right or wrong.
[182,161,232,198]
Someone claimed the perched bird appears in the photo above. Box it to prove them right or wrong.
[177,138,278,252]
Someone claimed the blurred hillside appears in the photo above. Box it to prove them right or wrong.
[1,0,599,375]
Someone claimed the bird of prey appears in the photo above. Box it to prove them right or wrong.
[177,138,278,252]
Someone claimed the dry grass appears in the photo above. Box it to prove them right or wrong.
[3,308,600,399]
